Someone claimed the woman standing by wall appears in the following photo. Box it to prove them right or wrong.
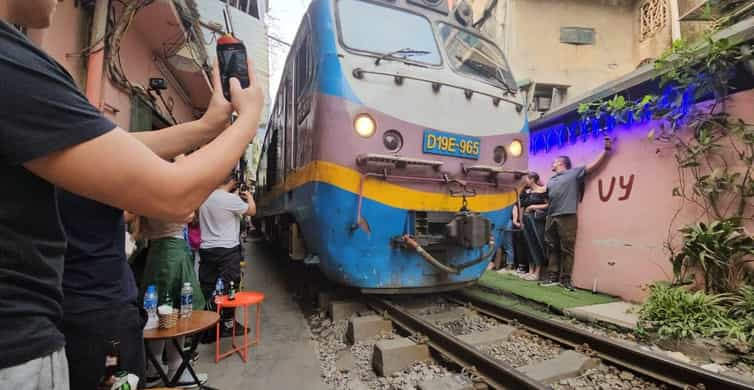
[521,172,549,281]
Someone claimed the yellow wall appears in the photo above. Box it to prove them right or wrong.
[508,0,638,99]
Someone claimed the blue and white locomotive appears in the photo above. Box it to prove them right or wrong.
[255,0,528,293]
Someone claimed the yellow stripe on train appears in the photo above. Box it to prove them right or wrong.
[259,161,517,213]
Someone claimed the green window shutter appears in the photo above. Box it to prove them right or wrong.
[130,95,153,132]
[560,27,595,45]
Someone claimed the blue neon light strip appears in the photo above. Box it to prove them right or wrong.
[530,84,696,155]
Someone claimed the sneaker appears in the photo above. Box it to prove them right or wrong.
[560,277,575,291]
[145,375,164,388]
[168,368,208,389]
[145,362,168,388]
[539,274,560,287]
[221,320,250,338]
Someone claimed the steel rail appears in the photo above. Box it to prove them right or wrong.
[366,297,547,390]
[449,292,754,390]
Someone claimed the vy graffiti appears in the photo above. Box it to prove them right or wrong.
[598,174,635,202]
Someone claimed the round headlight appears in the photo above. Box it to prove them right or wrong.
[509,139,523,157]
[383,130,403,153]
[493,146,507,164]
[354,114,376,138]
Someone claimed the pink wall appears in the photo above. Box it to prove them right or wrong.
[101,20,196,129]
[38,1,89,88]
[40,1,200,130]
[529,90,754,302]
[100,4,197,129]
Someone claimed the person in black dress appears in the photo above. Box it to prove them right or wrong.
[520,172,549,281]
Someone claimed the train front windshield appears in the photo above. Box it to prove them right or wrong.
[338,0,442,65]
[437,23,516,92]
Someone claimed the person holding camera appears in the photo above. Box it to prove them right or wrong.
[198,176,256,338]
[0,1,263,388]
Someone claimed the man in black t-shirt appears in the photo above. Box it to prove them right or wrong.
[0,1,264,388]
[58,48,240,390]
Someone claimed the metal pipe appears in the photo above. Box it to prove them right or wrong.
[85,0,110,108]
[352,68,521,108]
[363,171,520,191]
[351,172,371,233]
[402,235,459,274]
[668,0,682,42]
[401,235,496,274]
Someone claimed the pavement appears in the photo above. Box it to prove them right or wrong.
[193,238,328,390]
[474,270,639,331]
[563,301,639,330]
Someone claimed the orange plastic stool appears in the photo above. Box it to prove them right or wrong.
[214,291,265,363]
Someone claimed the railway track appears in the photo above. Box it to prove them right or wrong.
[355,293,754,390]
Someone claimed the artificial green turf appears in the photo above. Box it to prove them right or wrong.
[476,271,618,312]
[460,287,553,320]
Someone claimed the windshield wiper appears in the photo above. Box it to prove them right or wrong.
[494,67,516,95]
[375,48,430,66]
[457,55,515,94]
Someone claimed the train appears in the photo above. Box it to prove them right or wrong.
[254,0,528,293]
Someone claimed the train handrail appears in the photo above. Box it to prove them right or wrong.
[461,164,527,178]
[356,153,444,170]
[351,67,524,111]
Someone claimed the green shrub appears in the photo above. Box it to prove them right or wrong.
[639,284,754,348]
[676,219,754,294]
[639,284,733,339]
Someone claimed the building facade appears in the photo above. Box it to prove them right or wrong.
[527,14,754,302]
[34,0,214,131]
[467,0,721,116]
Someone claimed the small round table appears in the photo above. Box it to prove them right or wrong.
[144,310,219,389]
[215,291,265,363]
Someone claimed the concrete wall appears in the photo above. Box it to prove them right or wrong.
[528,90,754,302]
[198,0,271,122]
[101,15,198,128]
[507,0,637,99]
[40,1,202,129]
[41,2,90,88]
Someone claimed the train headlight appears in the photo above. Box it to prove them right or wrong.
[354,114,376,138]
[509,139,523,158]
[383,130,403,152]
[493,146,506,164]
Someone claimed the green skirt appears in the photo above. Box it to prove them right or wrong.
[139,237,206,310]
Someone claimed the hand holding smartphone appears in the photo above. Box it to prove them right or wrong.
[217,35,250,101]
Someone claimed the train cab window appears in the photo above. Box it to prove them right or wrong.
[437,23,516,92]
[337,0,442,66]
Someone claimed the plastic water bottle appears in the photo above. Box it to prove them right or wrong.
[143,285,158,330]
[215,277,225,297]
[180,282,193,319]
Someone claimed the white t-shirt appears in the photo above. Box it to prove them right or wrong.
[198,189,248,249]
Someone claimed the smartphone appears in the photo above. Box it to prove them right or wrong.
[217,36,250,101]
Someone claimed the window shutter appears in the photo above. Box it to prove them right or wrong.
[560,27,595,45]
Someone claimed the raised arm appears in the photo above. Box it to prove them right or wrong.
[585,137,613,175]
[25,61,264,221]
[131,62,232,159]
[241,191,256,217]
